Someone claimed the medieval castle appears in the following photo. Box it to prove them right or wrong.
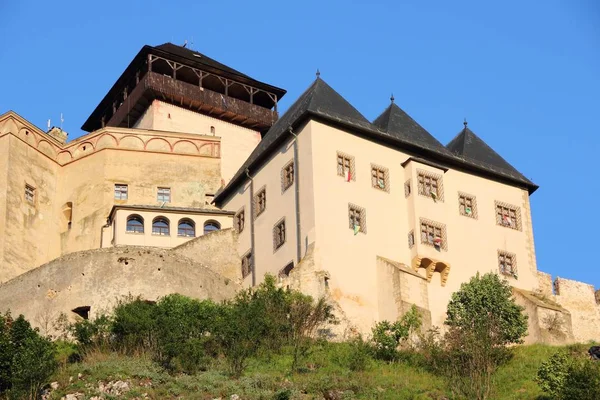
[0,43,598,343]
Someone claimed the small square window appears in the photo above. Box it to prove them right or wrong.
[417,170,443,202]
[348,203,367,234]
[282,160,294,192]
[458,192,477,219]
[498,250,517,278]
[24,184,35,203]
[114,184,128,200]
[420,218,447,251]
[495,201,521,230]
[371,164,389,192]
[234,208,245,233]
[273,218,286,251]
[404,179,411,197]
[157,187,171,203]
[336,151,355,181]
[241,251,252,279]
[254,187,266,218]
[408,230,415,248]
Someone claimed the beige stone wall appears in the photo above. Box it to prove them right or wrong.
[0,111,226,281]
[0,242,241,336]
[135,100,261,184]
[172,228,242,284]
[552,277,600,342]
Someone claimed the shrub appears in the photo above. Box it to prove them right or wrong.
[111,296,157,353]
[537,350,600,399]
[70,314,112,349]
[0,313,57,399]
[347,336,370,371]
[371,305,422,361]
[442,272,528,400]
[153,294,219,372]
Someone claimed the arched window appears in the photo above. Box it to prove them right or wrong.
[152,217,170,236]
[126,215,144,233]
[203,220,221,235]
[178,219,196,237]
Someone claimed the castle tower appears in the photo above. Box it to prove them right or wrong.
[81,43,286,183]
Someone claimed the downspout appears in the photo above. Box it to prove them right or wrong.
[288,127,302,264]
[100,219,111,248]
[245,168,256,286]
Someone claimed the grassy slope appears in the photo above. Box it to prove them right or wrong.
[49,344,567,400]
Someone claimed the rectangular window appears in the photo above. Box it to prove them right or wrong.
[420,218,447,251]
[458,192,477,218]
[241,251,252,279]
[254,187,266,218]
[348,203,367,234]
[273,218,286,251]
[234,208,245,233]
[371,164,389,192]
[24,184,35,203]
[282,160,294,192]
[404,179,411,197]
[498,250,517,277]
[408,230,415,249]
[417,170,443,201]
[114,184,128,200]
[157,187,171,203]
[495,201,521,230]
[336,151,355,181]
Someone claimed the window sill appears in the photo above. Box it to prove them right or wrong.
[125,231,145,235]
[152,233,171,237]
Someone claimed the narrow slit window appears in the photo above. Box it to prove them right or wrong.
[273,218,286,251]
[25,184,35,203]
[282,160,295,192]
[254,187,266,218]
[241,251,252,279]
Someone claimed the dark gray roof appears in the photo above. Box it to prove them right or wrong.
[215,79,538,203]
[373,102,453,157]
[215,78,371,202]
[446,125,535,188]
[155,43,252,81]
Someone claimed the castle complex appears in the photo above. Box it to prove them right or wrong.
[1,43,598,343]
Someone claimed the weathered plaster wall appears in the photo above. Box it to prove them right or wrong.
[0,245,240,335]
[172,228,242,283]
[137,100,261,184]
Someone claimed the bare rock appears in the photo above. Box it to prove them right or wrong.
[50,382,60,390]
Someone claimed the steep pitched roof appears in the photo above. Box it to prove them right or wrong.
[216,78,370,202]
[372,102,453,156]
[446,125,534,187]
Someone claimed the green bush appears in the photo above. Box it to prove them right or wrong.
[371,305,422,361]
[0,312,57,399]
[346,336,370,371]
[537,350,600,399]
[111,296,157,352]
[70,314,112,349]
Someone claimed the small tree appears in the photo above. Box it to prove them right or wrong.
[371,305,422,361]
[444,272,528,400]
[537,350,600,400]
[288,293,335,371]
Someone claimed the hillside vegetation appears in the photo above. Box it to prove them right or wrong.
[1,273,598,399]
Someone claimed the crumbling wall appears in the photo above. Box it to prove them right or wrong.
[0,247,239,336]
[536,271,600,343]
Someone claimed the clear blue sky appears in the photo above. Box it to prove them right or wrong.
[1,1,599,288]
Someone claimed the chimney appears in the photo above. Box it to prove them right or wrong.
[47,126,68,144]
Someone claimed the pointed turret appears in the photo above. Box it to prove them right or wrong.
[373,101,452,156]
[446,122,535,188]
